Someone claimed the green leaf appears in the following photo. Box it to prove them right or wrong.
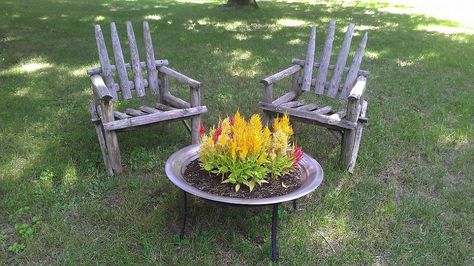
[235,184,240,192]
[203,164,213,171]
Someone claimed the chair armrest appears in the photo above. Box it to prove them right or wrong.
[260,65,302,86]
[348,76,367,101]
[90,74,113,102]
[158,66,201,88]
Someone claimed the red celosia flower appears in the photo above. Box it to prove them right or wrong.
[229,116,235,126]
[199,122,205,137]
[291,144,304,164]
[213,126,222,143]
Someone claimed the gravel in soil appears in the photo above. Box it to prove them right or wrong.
[183,159,303,198]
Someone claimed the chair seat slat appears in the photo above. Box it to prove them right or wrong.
[296,103,320,111]
[272,91,298,106]
[113,111,131,120]
[126,21,146,97]
[125,108,146,117]
[313,106,332,114]
[327,23,355,98]
[315,20,336,95]
[258,102,356,130]
[280,100,305,108]
[139,105,161,114]
[110,22,132,99]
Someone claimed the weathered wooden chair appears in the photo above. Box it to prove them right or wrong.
[87,21,207,176]
[258,20,369,173]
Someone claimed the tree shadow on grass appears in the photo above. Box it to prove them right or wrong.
[0,0,473,264]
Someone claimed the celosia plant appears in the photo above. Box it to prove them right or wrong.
[199,111,303,192]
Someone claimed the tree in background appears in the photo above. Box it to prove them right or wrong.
[225,0,259,8]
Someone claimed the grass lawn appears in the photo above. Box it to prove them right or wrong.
[1,0,473,264]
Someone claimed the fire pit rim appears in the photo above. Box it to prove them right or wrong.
[165,144,324,205]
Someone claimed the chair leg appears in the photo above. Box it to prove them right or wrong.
[341,128,356,171]
[94,122,114,176]
[104,129,122,174]
[348,123,364,173]
[191,115,200,144]
[262,110,275,129]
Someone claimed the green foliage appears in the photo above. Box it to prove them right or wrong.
[15,224,34,239]
[7,243,25,254]
[265,155,294,179]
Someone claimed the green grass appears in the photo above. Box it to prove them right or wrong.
[1,0,473,264]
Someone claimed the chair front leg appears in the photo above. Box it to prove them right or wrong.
[341,98,361,171]
[190,86,201,144]
[101,100,122,174]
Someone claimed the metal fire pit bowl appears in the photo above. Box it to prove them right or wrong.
[165,144,324,262]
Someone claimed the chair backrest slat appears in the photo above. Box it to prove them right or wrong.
[110,22,132,99]
[340,32,368,99]
[94,25,118,100]
[327,23,355,98]
[301,26,316,92]
[315,20,335,95]
[126,21,146,97]
[143,21,159,95]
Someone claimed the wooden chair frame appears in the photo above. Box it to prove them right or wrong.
[88,21,207,175]
[258,20,369,173]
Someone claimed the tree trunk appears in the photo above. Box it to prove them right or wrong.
[226,0,258,8]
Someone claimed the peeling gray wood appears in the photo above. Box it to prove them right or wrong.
[280,100,305,108]
[139,105,161,114]
[348,100,368,173]
[103,106,208,131]
[296,103,319,111]
[258,102,356,130]
[327,23,355,98]
[163,93,191,108]
[90,74,113,102]
[113,111,131,120]
[94,24,118,100]
[301,26,316,92]
[125,108,146,117]
[126,21,145,97]
[313,106,332,114]
[110,22,132,99]
[260,65,302,85]
[348,76,367,100]
[272,91,297,106]
[340,32,368,99]
[159,66,201,88]
[143,21,159,95]
[315,20,335,95]
[292,58,370,77]
[86,60,169,76]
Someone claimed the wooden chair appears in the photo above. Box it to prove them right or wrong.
[87,21,207,176]
[258,20,369,173]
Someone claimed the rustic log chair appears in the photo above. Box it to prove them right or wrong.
[258,20,369,173]
[87,21,207,176]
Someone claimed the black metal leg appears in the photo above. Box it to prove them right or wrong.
[180,191,187,239]
[293,199,297,211]
[271,204,279,262]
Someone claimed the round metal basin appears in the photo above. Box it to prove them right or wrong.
[165,144,324,206]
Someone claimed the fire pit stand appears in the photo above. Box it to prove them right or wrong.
[165,145,324,262]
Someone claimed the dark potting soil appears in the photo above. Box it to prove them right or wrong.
[183,159,303,199]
